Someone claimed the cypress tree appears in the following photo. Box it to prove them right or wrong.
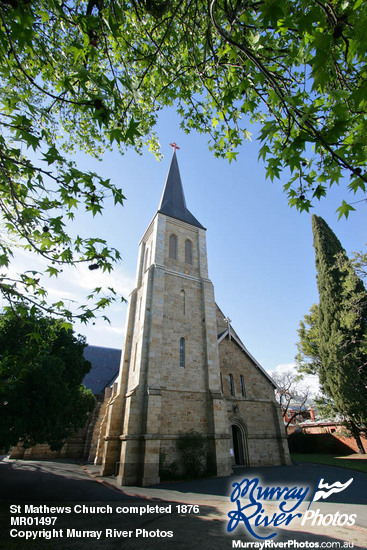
[312,215,367,453]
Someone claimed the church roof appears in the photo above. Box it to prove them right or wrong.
[83,345,121,394]
[158,151,205,229]
[217,327,277,388]
[215,304,276,388]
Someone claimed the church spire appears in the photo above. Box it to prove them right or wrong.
[158,150,205,229]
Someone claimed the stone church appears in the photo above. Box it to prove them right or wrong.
[10,151,290,478]
[92,150,290,486]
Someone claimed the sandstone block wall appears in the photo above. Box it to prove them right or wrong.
[218,333,290,467]
[219,337,275,402]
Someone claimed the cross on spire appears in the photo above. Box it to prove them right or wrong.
[224,317,232,340]
[169,142,180,152]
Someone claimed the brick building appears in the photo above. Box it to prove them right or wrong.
[94,151,290,486]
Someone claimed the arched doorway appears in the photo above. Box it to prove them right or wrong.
[230,423,249,466]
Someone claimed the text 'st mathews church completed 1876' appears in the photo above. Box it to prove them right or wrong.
[92,149,291,486]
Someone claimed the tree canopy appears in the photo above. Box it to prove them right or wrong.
[296,303,342,417]
[0,307,95,450]
[1,0,367,319]
[297,215,367,451]
[296,300,367,451]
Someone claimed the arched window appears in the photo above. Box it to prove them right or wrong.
[185,239,193,265]
[229,373,235,396]
[133,343,138,372]
[179,337,185,367]
[140,244,146,279]
[240,375,246,397]
[220,373,223,393]
[169,234,178,260]
[145,247,150,271]
[181,289,186,315]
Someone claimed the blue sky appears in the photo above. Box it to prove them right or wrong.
[14,109,366,378]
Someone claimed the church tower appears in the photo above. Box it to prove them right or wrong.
[99,150,232,485]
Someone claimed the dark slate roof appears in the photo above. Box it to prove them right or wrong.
[83,345,121,394]
[158,151,205,229]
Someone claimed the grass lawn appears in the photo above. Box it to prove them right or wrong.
[291,453,367,473]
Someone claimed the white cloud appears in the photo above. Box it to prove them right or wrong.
[271,363,297,376]
[1,247,134,349]
[78,320,126,349]
[2,246,135,310]
[69,263,135,297]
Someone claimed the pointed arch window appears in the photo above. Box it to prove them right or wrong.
[140,244,146,279]
[181,289,186,315]
[185,239,193,265]
[133,343,138,372]
[145,247,150,271]
[169,234,178,260]
[229,373,235,396]
[240,375,246,397]
[179,337,185,367]
[138,297,142,320]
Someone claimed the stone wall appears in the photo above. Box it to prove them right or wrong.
[218,337,274,401]
[218,334,290,467]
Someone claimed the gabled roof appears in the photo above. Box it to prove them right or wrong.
[218,327,276,388]
[158,151,205,229]
[215,304,276,388]
[83,345,121,394]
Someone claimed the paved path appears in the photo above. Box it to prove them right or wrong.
[121,461,367,505]
[1,456,366,549]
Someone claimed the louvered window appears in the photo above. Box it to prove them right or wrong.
[185,239,193,264]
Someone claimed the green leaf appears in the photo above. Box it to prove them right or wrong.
[336,201,356,220]
[42,145,65,165]
[125,119,142,144]
[46,266,60,277]
[226,151,238,162]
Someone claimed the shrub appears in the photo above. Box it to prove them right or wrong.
[177,431,206,479]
